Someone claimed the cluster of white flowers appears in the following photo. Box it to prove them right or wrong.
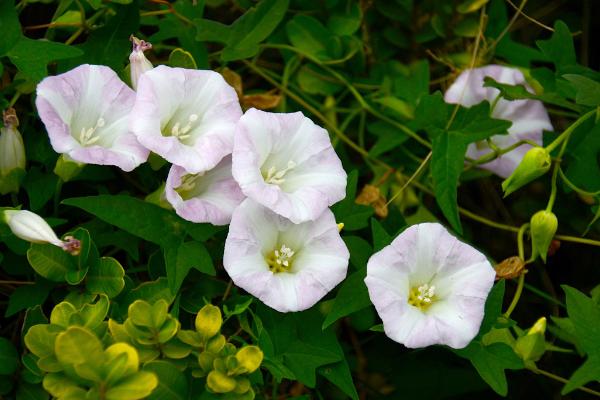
[4,38,548,349]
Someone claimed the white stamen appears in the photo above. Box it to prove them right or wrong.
[416,284,436,302]
[265,161,296,185]
[273,244,295,268]
[78,117,106,146]
[189,114,198,122]
[169,114,198,141]
[177,173,204,192]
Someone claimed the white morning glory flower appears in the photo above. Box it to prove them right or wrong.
[130,65,242,174]
[364,223,496,349]
[444,65,553,178]
[164,155,245,226]
[36,64,149,172]
[232,108,347,224]
[223,199,349,313]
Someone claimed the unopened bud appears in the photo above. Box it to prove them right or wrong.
[2,210,63,247]
[501,147,551,197]
[515,317,546,362]
[129,35,153,90]
[530,210,558,263]
[0,109,26,195]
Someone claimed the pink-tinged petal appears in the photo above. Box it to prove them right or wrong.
[35,64,148,171]
[232,108,347,223]
[165,155,245,226]
[444,65,553,178]
[130,66,242,173]
[223,199,349,312]
[365,222,496,349]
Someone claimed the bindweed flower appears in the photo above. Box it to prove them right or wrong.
[0,108,26,194]
[2,209,80,254]
[223,199,349,313]
[36,64,149,172]
[365,223,496,349]
[444,65,553,178]
[164,155,244,226]
[130,66,242,174]
[129,35,153,90]
[232,108,347,223]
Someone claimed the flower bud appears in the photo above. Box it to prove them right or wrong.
[530,210,558,263]
[0,109,26,195]
[195,304,222,342]
[515,317,546,363]
[54,154,84,182]
[501,147,551,197]
[129,35,153,90]
[2,210,63,247]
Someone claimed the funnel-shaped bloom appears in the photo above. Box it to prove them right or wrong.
[232,109,347,223]
[164,155,245,225]
[223,199,349,312]
[444,65,552,178]
[130,66,242,174]
[36,64,148,172]
[365,223,495,349]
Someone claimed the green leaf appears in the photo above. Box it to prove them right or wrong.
[24,324,62,360]
[536,21,576,70]
[105,371,158,400]
[86,257,125,299]
[194,19,231,43]
[27,243,77,282]
[565,121,600,192]
[318,360,359,400]
[62,195,189,247]
[371,218,393,252]
[563,75,600,106]
[0,337,19,375]
[168,48,197,69]
[322,269,370,329]
[419,93,511,233]
[0,1,22,56]
[563,285,600,355]
[327,1,362,36]
[67,3,139,71]
[23,168,59,212]
[563,355,600,394]
[455,342,523,396]
[121,278,174,313]
[54,327,103,366]
[165,241,215,294]
[219,0,290,61]
[6,280,53,317]
[8,38,83,82]
[16,383,49,400]
[144,361,189,400]
[286,15,332,60]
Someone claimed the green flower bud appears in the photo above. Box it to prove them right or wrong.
[54,154,84,182]
[0,109,26,195]
[206,370,237,393]
[195,304,222,342]
[515,317,546,363]
[501,147,551,197]
[530,210,558,263]
[234,346,263,374]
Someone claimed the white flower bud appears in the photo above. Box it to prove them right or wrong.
[0,109,26,194]
[129,35,153,90]
[2,210,63,247]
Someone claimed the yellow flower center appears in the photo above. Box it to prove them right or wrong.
[266,244,295,273]
[408,283,437,311]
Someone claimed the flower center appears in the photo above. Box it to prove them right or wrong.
[78,117,105,146]
[168,114,198,141]
[266,244,295,273]
[408,283,437,311]
[175,172,206,199]
[264,161,296,185]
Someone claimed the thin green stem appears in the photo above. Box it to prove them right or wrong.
[545,109,596,154]
[546,162,559,211]
[504,274,525,318]
[386,152,432,206]
[529,367,600,397]
[558,167,600,197]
